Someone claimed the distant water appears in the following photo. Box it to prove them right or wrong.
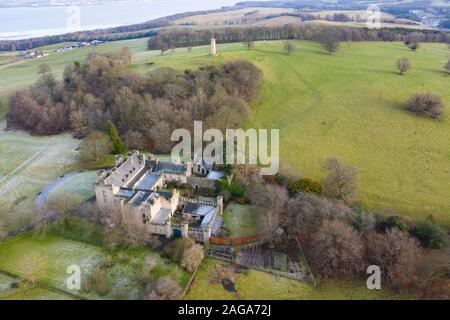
[0,0,240,40]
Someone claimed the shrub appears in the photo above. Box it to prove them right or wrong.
[164,238,195,263]
[396,57,411,75]
[407,93,444,119]
[145,276,182,300]
[412,215,448,249]
[291,178,323,195]
[378,215,409,233]
[107,120,127,154]
[90,267,110,296]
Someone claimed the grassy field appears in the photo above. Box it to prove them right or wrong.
[185,259,415,300]
[0,233,190,300]
[223,203,258,237]
[0,38,449,227]
[0,129,80,231]
[144,41,450,225]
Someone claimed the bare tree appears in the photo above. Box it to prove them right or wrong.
[367,228,422,289]
[309,219,365,278]
[181,243,205,272]
[255,184,289,240]
[319,29,341,55]
[79,130,113,165]
[322,157,358,204]
[413,250,450,299]
[284,41,296,55]
[101,206,149,249]
[0,219,5,239]
[17,253,46,286]
[243,40,255,50]
[145,276,182,300]
[396,57,411,76]
[286,193,353,243]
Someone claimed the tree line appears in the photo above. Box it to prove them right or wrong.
[7,48,263,155]
[148,24,450,52]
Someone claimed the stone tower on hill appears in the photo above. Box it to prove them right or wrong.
[210,36,217,56]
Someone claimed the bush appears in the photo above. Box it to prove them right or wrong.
[145,276,182,300]
[291,178,323,195]
[164,238,195,263]
[396,57,411,75]
[379,215,409,233]
[407,93,444,119]
[412,215,448,249]
[90,267,110,296]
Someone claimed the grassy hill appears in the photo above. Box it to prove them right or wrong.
[146,41,450,225]
[0,39,449,225]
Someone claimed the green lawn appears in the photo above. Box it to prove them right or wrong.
[186,259,416,300]
[0,286,75,300]
[0,233,190,300]
[223,203,258,237]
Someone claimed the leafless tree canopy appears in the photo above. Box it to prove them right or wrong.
[309,219,365,278]
[367,228,422,289]
[79,130,113,165]
[396,57,411,75]
[407,92,444,119]
[100,206,149,249]
[286,192,354,243]
[145,276,182,300]
[322,157,358,204]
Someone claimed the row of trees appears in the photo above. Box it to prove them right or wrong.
[7,50,263,154]
[258,28,341,56]
[233,158,449,298]
[148,25,450,52]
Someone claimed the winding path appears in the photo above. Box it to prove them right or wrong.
[36,171,85,213]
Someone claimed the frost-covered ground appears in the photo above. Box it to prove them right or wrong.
[0,127,79,232]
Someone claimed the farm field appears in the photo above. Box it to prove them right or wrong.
[185,259,415,300]
[0,233,190,300]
